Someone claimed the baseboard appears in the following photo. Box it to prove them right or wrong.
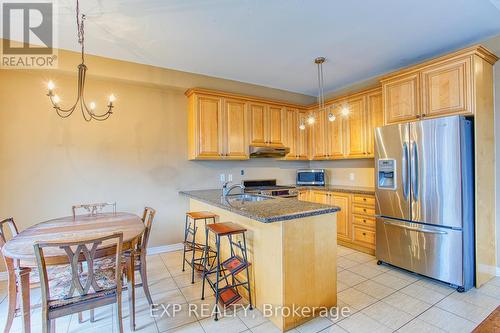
[0,243,184,281]
[147,243,183,255]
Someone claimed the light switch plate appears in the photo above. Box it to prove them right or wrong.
[349,173,355,181]
[228,174,233,182]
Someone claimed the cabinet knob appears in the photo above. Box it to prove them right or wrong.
[363,198,367,201]
[363,219,367,223]
[363,209,367,212]
[416,115,421,118]
[362,232,367,236]
[422,114,426,117]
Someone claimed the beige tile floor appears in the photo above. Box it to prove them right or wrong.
[0,246,499,333]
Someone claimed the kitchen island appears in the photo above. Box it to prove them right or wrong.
[179,189,340,331]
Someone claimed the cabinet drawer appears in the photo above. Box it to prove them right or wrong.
[352,204,375,216]
[352,225,375,247]
[353,195,375,205]
[352,215,376,228]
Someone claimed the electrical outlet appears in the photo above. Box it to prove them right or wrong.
[240,169,245,176]
[349,173,355,181]
[219,174,225,182]
[228,174,233,182]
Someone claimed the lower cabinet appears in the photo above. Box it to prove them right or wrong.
[299,190,376,254]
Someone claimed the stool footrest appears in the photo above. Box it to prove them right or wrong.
[219,287,242,307]
[222,256,250,276]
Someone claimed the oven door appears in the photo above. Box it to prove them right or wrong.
[296,170,325,185]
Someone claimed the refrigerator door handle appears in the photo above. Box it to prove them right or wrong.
[411,141,419,201]
[402,142,409,199]
[383,220,447,235]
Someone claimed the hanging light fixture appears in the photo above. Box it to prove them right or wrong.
[301,57,334,130]
[46,0,116,121]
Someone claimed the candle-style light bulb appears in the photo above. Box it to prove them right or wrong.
[47,80,55,91]
[109,94,116,103]
[299,122,306,130]
[53,95,60,104]
[341,106,350,117]
[90,102,96,110]
[307,114,315,125]
[328,112,336,122]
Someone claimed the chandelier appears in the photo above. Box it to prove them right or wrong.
[46,0,115,121]
[300,57,337,130]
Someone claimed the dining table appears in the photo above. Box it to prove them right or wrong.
[1,212,145,333]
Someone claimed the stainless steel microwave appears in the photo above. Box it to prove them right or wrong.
[296,169,326,186]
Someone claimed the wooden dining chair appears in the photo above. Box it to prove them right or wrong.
[34,233,125,333]
[72,202,116,219]
[94,207,156,307]
[136,207,156,305]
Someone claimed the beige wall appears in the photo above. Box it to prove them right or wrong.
[309,159,375,187]
[0,49,314,274]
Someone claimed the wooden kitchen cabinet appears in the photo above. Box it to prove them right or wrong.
[365,90,383,156]
[310,109,328,159]
[298,189,375,254]
[283,108,308,160]
[249,103,284,147]
[421,56,472,118]
[382,72,420,124]
[188,94,224,159]
[223,98,248,159]
[345,96,366,158]
[330,192,351,242]
[326,105,345,158]
[187,92,249,160]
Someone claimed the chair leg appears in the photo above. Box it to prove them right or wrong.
[3,259,16,333]
[78,312,83,323]
[182,215,188,272]
[139,255,154,306]
[115,294,124,333]
[50,320,56,333]
[90,309,95,322]
[41,308,51,333]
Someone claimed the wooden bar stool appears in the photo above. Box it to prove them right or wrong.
[182,211,218,284]
[201,222,253,321]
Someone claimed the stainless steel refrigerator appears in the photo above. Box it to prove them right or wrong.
[374,115,474,292]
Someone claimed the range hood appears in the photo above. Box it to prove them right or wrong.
[249,145,290,158]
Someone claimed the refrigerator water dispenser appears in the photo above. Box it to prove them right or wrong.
[377,159,396,189]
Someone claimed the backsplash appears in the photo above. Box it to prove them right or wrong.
[309,159,375,187]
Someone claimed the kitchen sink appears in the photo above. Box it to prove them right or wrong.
[223,194,273,203]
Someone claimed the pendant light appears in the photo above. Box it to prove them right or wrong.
[46,0,116,121]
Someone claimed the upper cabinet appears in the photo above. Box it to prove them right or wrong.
[345,96,366,158]
[310,109,328,159]
[365,91,383,156]
[249,103,284,147]
[421,57,471,118]
[382,73,420,124]
[283,108,309,160]
[382,46,498,125]
[223,98,248,159]
[188,94,223,159]
[187,89,294,160]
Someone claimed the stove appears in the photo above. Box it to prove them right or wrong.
[242,179,298,198]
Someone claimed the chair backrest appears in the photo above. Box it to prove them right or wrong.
[0,218,19,249]
[34,233,123,302]
[72,202,116,219]
[139,207,156,252]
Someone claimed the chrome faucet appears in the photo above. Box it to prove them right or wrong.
[222,182,245,197]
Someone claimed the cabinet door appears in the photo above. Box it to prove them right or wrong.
[196,95,223,158]
[311,109,328,159]
[365,91,383,156]
[283,108,298,159]
[298,190,310,202]
[331,193,351,241]
[267,106,284,146]
[326,106,345,158]
[421,56,472,118]
[312,190,330,205]
[223,98,248,159]
[345,96,366,158]
[249,103,266,145]
[296,111,309,160]
[383,73,420,124]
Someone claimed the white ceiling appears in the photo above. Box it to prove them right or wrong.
[50,1,500,95]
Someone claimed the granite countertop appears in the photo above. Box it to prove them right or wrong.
[179,189,340,223]
[295,185,375,195]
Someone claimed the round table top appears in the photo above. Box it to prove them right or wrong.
[2,212,145,263]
